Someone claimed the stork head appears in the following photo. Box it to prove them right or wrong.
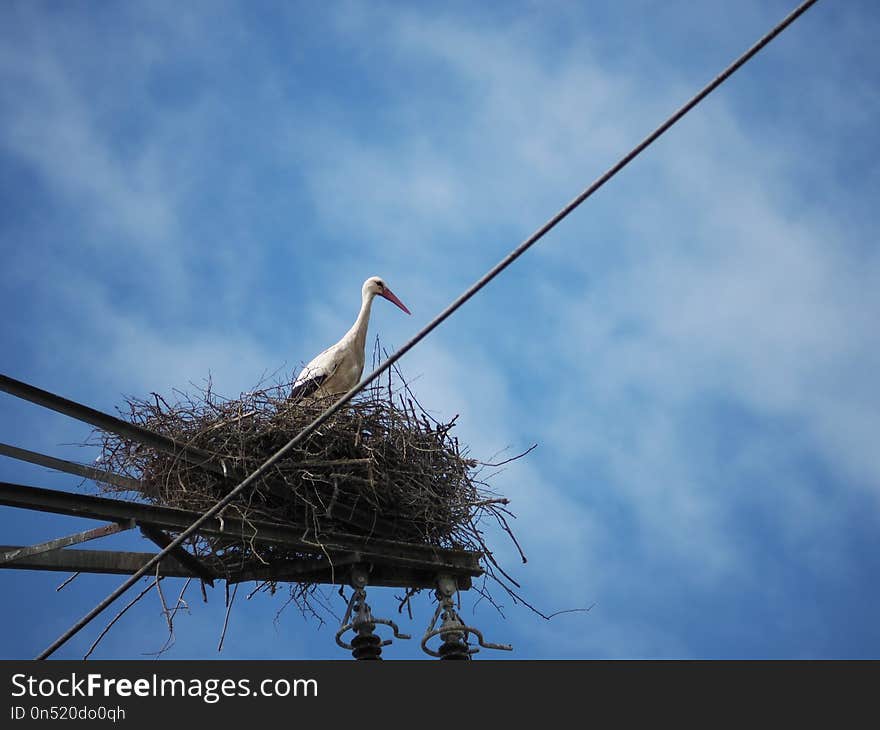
[363,276,411,315]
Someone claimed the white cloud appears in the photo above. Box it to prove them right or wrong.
[0,43,181,264]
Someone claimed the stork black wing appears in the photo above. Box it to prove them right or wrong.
[289,374,326,401]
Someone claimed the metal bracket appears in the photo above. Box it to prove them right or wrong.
[335,564,411,659]
[421,573,513,658]
[0,520,134,565]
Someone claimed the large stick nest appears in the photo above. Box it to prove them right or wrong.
[94,359,523,592]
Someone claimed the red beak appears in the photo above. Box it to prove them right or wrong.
[381,287,411,315]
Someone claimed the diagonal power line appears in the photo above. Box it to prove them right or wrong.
[36,0,819,659]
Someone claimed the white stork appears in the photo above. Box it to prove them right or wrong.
[290,276,411,401]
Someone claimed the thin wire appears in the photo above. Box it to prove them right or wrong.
[36,0,819,659]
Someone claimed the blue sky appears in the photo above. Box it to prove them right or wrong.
[1,0,878,659]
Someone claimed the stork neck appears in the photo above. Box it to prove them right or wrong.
[347,291,375,351]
